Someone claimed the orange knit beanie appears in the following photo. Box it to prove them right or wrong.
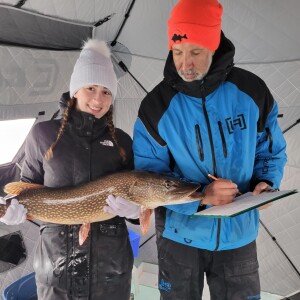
[168,0,223,51]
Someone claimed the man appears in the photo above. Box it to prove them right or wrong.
[132,0,287,299]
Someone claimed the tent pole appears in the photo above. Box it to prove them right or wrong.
[283,119,300,134]
[111,52,148,94]
[139,233,156,249]
[15,0,27,8]
[259,220,300,279]
[118,61,148,94]
[110,0,136,47]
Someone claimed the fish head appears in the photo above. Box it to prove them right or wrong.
[129,172,201,208]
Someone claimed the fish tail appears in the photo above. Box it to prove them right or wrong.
[4,182,44,196]
[139,207,153,235]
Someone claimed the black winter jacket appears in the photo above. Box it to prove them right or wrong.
[21,96,134,299]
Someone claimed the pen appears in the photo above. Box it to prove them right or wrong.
[208,174,218,181]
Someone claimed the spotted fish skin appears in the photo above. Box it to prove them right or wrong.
[1,171,200,225]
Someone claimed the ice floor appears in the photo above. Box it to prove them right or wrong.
[132,262,284,300]
[132,286,283,300]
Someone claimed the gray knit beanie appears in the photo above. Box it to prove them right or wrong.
[70,39,117,101]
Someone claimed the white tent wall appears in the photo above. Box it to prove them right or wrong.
[0,46,78,121]
[0,0,300,297]
[257,123,300,295]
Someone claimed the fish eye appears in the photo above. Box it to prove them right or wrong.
[165,180,173,189]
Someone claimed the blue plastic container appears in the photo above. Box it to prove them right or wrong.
[2,272,37,300]
[128,229,141,258]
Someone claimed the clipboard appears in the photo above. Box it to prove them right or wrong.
[193,189,298,218]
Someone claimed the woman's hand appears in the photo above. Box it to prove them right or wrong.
[0,198,27,225]
[104,195,140,219]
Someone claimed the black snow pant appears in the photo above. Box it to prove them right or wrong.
[34,220,133,300]
[156,222,260,299]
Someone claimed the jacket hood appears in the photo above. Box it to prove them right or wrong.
[163,32,235,98]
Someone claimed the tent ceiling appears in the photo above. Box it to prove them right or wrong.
[1,0,300,62]
[0,5,93,50]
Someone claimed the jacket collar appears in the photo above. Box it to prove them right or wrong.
[163,32,235,98]
[70,109,107,137]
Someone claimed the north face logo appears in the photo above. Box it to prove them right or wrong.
[225,114,247,134]
[100,140,114,147]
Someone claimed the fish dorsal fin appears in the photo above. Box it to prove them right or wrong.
[4,182,45,196]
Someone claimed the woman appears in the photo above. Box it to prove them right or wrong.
[0,39,139,299]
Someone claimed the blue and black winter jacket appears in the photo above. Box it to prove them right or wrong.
[133,33,287,251]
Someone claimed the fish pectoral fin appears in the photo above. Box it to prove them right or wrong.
[79,223,91,246]
[4,182,45,196]
[139,206,153,235]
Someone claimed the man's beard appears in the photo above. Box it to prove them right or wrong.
[179,55,213,82]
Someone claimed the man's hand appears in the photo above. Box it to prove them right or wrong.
[202,179,240,206]
[0,198,27,225]
[104,195,140,219]
[252,182,273,196]
[253,182,274,210]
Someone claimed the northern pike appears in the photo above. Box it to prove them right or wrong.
[1,171,201,244]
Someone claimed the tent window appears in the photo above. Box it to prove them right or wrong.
[0,119,35,164]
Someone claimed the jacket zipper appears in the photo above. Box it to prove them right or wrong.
[195,124,204,161]
[265,127,273,153]
[201,96,217,176]
[218,121,227,158]
[200,85,221,251]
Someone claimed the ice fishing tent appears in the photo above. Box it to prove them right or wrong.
[0,0,300,298]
